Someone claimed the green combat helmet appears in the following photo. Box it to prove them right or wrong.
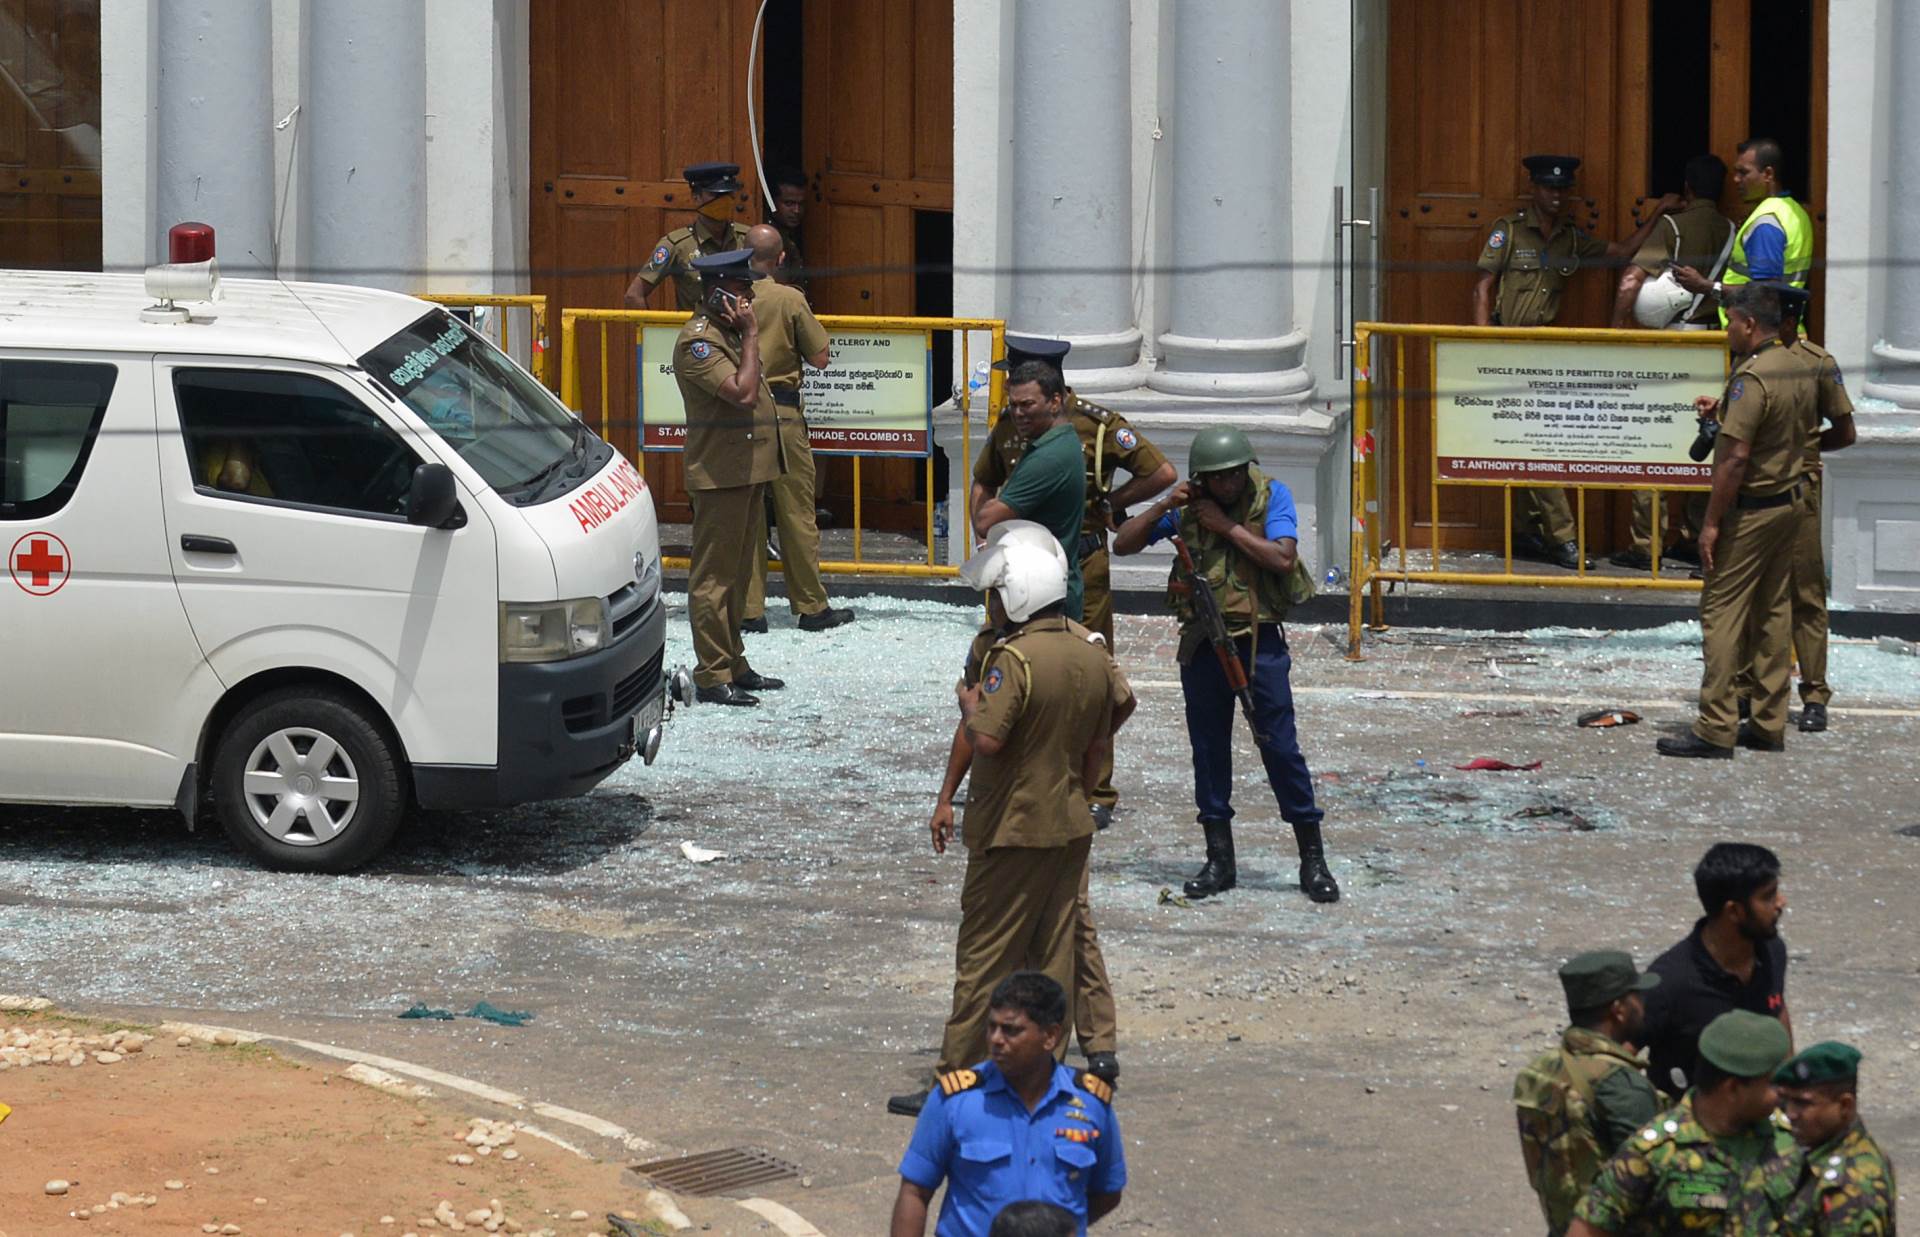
[1187,426,1256,475]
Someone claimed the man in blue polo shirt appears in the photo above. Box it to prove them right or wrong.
[890,972,1126,1236]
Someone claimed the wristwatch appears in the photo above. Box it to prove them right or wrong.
[1712,280,1725,298]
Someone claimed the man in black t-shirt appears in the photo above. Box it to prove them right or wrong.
[1642,842,1792,1098]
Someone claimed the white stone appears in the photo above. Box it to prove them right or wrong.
[568,1213,588,1222]
[178,1036,194,1047]
[465,1211,490,1225]
[46,1180,71,1195]
[212,1031,238,1046]
[499,1149,518,1161]
[165,1180,185,1190]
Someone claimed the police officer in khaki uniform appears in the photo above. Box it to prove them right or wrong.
[1610,155,1734,570]
[1732,283,1855,735]
[970,337,1172,1082]
[626,162,754,311]
[1657,283,1817,758]
[737,224,854,635]
[671,249,787,706]
[887,523,1134,1117]
[1474,155,1681,570]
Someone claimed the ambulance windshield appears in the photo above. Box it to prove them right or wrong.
[361,310,589,497]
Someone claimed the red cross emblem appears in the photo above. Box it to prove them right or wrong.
[10,532,71,596]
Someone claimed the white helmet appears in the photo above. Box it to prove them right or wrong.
[960,520,1069,622]
[1633,268,1695,329]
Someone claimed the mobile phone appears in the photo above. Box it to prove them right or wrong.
[706,287,741,317]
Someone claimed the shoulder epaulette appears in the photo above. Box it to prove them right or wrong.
[937,1068,980,1097]
[1076,397,1115,423]
[1078,1071,1114,1105]
[665,225,693,243]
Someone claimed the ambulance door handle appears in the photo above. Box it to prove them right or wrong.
[180,534,237,555]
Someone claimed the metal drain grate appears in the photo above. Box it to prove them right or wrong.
[630,1146,803,1198]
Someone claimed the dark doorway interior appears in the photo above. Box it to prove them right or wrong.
[759,1,805,189]
[1646,0,1712,195]
[914,209,954,502]
[1748,0,1813,194]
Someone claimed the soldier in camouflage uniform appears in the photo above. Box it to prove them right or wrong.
[1515,951,1664,1236]
[1727,1041,1897,1235]
[1570,1010,1796,1237]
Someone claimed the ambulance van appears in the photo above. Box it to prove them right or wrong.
[0,235,684,872]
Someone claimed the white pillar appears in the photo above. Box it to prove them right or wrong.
[1009,0,1144,390]
[307,0,425,293]
[1866,0,1920,417]
[1835,0,1920,610]
[1148,0,1310,400]
[155,0,275,275]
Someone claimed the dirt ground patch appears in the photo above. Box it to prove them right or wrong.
[0,1011,687,1237]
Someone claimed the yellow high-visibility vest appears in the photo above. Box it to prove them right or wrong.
[1719,194,1813,325]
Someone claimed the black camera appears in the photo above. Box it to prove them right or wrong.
[1688,416,1720,462]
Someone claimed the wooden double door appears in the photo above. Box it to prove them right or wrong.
[1383,0,1827,553]
[530,0,953,526]
[0,0,102,272]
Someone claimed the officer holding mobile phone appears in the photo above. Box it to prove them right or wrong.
[673,249,789,705]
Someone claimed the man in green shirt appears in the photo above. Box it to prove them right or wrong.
[972,361,1088,620]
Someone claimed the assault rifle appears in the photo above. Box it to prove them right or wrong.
[1169,533,1269,749]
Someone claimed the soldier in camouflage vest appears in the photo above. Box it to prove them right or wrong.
[1516,951,1664,1236]
[1112,426,1338,904]
[1571,1011,1797,1237]
[1728,1041,1897,1235]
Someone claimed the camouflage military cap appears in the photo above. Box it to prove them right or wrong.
[1558,949,1660,1011]
[1697,1010,1791,1078]
[1774,1040,1861,1087]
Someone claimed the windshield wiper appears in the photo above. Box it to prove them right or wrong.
[519,421,594,505]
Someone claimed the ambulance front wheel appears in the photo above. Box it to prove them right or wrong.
[210,688,407,873]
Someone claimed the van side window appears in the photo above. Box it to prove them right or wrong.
[0,361,118,521]
[173,370,421,518]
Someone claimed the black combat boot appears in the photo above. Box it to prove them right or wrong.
[1183,819,1236,899]
[1293,822,1341,904]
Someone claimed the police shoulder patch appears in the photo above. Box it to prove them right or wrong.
[1078,1071,1114,1105]
[983,666,1004,694]
[1488,229,1507,250]
[1729,378,1746,403]
[689,340,712,360]
[1114,426,1138,450]
[1833,365,1845,387]
[937,1068,980,1097]
[648,243,671,268]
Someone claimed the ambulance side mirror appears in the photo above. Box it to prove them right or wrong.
[407,462,462,528]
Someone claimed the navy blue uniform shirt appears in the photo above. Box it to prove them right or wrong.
[898,1060,1126,1236]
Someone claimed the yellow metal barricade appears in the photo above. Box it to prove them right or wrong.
[1347,322,1730,659]
[559,307,1005,578]
[419,293,551,388]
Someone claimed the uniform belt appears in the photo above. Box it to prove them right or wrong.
[770,387,801,407]
[1076,530,1106,561]
[1735,482,1803,511]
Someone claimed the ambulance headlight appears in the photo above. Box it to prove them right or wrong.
[500,597,609,662]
